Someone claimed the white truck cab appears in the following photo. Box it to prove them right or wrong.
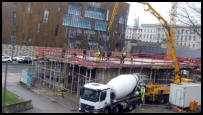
[79,83,111,113]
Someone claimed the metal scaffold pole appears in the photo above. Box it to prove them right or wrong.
[102,69,105,84]
[54,61,57,96]
[85,68,88,84]
[118,68,121,75]
[154,69,156,83]
[89,69,92,83]
[77,66,81,96]
[58,62,61,90]
[71,64,74,94]
[43,61,46,86]
[49,61,52,88]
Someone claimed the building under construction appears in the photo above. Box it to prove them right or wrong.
[33,47,200,96]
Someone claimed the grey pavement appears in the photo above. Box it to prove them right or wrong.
[2,72,77,113]
[130,104,177,113]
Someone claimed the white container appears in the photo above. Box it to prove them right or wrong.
[107,74,139,99]
[169,83,201,108]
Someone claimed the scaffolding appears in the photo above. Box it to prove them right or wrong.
[33,47,200,97]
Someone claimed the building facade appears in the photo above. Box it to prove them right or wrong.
[2,2,130,51]
[125,26,142,40]
[138,24,201,50]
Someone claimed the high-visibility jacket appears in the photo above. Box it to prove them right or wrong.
[96,51,100,56]
[141,87,145,101]
[141,87,145,94]
[122,53,126,58]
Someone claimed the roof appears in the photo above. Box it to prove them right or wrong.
[131,46,201,58]
[84,83,110,90]
[178,83,201,88]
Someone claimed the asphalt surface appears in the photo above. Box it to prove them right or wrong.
[130,104,177,113]
[2,64,34,73]
[2,64,77,113]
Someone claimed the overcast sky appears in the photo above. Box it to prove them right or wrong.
[127,2,201,27]
[127,2,171,26]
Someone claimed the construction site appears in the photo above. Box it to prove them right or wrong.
[33,47,200,95]
[2,2,201,113]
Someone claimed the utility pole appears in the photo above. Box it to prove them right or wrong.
[3,62,8,105]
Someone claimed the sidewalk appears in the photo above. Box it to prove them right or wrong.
[32,87,80,111]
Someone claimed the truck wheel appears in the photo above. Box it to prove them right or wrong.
[128,103,134,111]
[104,108,109,113]
[159,96,165,104]
[113,106,119,113]
[164,95,169,103]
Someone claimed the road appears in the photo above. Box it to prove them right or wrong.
[2,64,34,73]
[2,64,76,113]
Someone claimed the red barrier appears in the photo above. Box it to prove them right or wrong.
[35,47,200,68]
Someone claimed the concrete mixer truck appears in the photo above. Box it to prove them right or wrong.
[78,73,143,113]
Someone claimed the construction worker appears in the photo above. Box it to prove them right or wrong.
[141,85,146,104]
[96,50,101,62]
[83,49,87,60]
[121,52,126,64]
[101,51,105,60]
[107,50,112,61]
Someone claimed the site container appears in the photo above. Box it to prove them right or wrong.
[169,83,201,108]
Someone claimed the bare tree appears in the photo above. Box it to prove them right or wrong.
[177,2,201,36]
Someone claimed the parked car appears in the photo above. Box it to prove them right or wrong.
[15,56,25,62]
[13,55,19,61]
[21,57,32,64]
[2,56,12,62]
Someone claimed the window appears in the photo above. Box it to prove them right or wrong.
[28,2,31,13]
[68,4,82,16]
[106,10,109,21]
[43,9,49,23]
[181,29,184,33]
[13,12,16,25]
[28,34,32,45]
[55,24,59,36]
[63,14,92,29]
[185,36,187,41]
[85,6,106,20]
[189,36,191,41]
[95,21,108,31]
[115,24,118,33]
[88,2,101,8]
[67,28,82,39]
[193,36,195,41]
[119,15,125,24]
[193,44,195,48]
[181,36,183,40]
[58,2,62,12]
[100,91,106,101]
[176,36,179,40]
[37,22,41,34]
